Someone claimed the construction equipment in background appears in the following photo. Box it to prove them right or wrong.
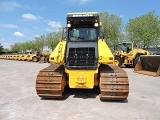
[26,51,51,63]
[38,51,51,63]
[25,51,50,62]
[25,52,39,62]
[134,55,160,76]
[17,54,23,61]
[21,54,28,61]
[36,12,129,101]
[12,54,18,60]
[114,42,151,67]
[0,51,51,63]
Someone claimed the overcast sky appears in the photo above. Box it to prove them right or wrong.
[0,0,160,48]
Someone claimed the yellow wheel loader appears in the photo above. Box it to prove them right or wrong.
[36,12,129,101]
[114,42,151,67]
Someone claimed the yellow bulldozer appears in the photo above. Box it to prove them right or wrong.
[36,12,129,101]
[114,42,151,67]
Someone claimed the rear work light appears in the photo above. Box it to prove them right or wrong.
[109,57,113,60]
[50,57,54,60]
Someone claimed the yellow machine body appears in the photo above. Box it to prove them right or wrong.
[26,54,34,61]
[98,39,114,64]
[50,41,67,64]
[50,39,114,88]
[13,54,18,60]
[21,54,28,61]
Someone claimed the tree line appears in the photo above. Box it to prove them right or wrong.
[100,11,160,50]
[1,11,160,54]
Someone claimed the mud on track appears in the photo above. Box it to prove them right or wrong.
[0,59,160,120]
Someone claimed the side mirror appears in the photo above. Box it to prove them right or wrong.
[62,27,67,40]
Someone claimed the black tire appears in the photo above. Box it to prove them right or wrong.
[133,56,139,68]
[114,56,123,67]
[43,57,48,63]
[124,65,131,68]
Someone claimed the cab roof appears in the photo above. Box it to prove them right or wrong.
[67,12,99,17]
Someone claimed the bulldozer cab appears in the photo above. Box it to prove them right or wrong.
[117,42,133,53]
[66,12,100,42]
[65,12,101,69]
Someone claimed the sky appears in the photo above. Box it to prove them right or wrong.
[0,0,160,49]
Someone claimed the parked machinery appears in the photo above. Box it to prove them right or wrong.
[26,52,39,62]
[114,42,151,67]
[0,51,51,63]
[21,54,28,61]
[36,12,129,101]
[38,51,51,63]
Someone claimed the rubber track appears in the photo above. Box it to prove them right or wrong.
[99,64,129,100]
[36,64,66,98]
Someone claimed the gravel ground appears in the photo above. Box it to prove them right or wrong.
[0,59,160,120]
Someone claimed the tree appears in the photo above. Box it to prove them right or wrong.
[46,32,56,51]
[46,31,62,51]
[24,41,36,52]
[10,43,22,53]
[9,30,62,53]
[0,43,4,54]
[126,11,160,48]
[99,12,123,50]
[34,35,46,51]
[3,48,10,53]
